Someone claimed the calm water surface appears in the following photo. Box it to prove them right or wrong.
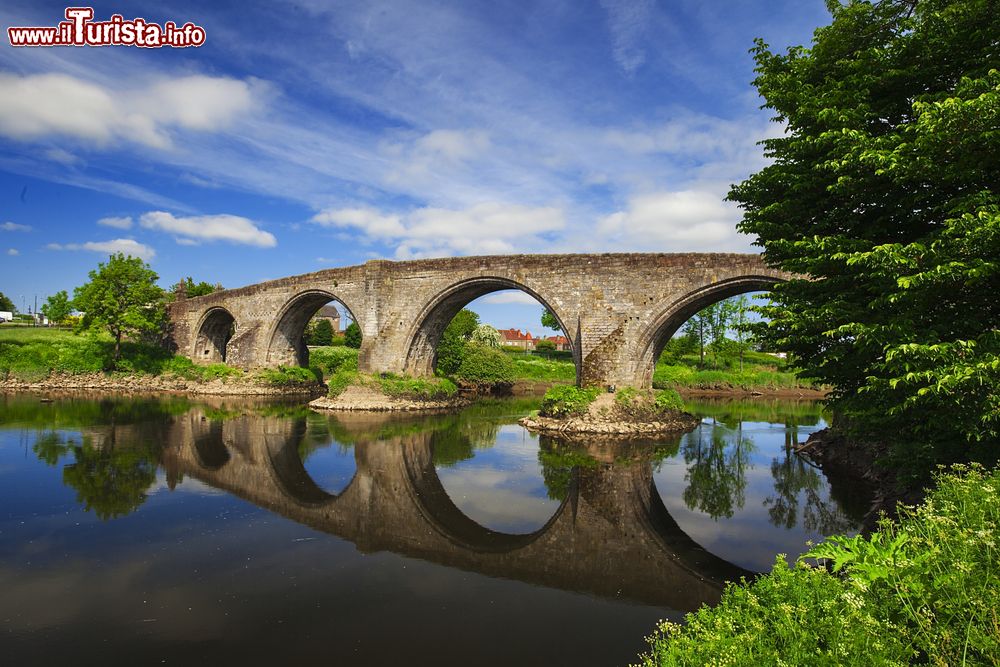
[0,393,867,666]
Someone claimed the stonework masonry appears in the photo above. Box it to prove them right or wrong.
[168,253,790,388]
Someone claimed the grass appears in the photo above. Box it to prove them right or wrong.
[613,387,686,419]
[538,385,600,418]
[653,351,816,392]
[634,463,1000,667]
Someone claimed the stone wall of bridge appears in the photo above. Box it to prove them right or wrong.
[168,253,789,387]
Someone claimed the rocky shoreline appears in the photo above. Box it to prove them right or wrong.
[309,385,472,412]
[0,372,323,396]
[519,392,700,437]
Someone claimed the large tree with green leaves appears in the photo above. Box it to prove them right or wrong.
[0,291,15,313]
[41,290,72,324]
[72,253,166,366]
[731,0,1000,472]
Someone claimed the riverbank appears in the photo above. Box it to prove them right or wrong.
[0,371,323,396]
[310,384,471,412]
[520,387,700,436]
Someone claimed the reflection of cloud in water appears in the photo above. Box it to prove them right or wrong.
[436,434,559,534]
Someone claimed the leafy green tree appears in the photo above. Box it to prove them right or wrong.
[535,338,556,357]
[0,291,15,313]
[62,438,157,520]
[730,0,1000,472]
[471,324,501,348]
[172,277,220,298]
[72,253,166,366]
[454,343,515,388]
[540,309,560,331]
[344,321,362,349]
[41,290,72,324]
[435,309,479,375]
[313,318,334,346]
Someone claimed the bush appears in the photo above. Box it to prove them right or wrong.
[326,369,357,398]
[636,464,1000,666]
[454,343,515,387]
[613,387,685,420]
[309,346,359,378]
[539,385,600,418]
[374,373,458,400]
[256,366,321,386]
[344,322,362,349]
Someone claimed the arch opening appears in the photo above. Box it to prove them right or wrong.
[266,290,360,368]
[403,278,578,384]
[636,276,783,388]
[194,308,236,363]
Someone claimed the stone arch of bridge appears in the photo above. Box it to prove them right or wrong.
[403,276,577,379]
[633,275,784,388]
[264,418,358,506]
[193,307,237,363]
[265,289,361,368]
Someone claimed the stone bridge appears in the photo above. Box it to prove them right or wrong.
[156,408,750,611]
[167,253,788,387]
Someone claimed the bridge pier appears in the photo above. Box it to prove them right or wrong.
[167,254,790,388]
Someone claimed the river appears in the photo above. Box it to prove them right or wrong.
[0,393,867,666]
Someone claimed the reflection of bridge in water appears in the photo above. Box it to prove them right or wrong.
[159,408,750,612]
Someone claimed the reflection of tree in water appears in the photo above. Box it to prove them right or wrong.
[764,437,856,535]
[681,422,755,520]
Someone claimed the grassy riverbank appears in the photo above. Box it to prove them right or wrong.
[635,464,1000,666]
[0,327,318,387]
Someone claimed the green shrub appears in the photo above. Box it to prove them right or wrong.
[636,464,1000,666]
[613,387,685,420]
[326,369,357,398]
[539,385,600,418]
[454,343,515,387]
[256,366,321,386]
[374,373,458,400]
[309,346,359,378]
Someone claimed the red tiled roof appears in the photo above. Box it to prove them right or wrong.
[499,328,534,342]
[544,335,569,345]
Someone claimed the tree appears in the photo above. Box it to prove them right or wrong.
[344,321,362,349]
[313,318,334,346]
[0,291,15,313]
[172,277,220,299]
[535,338,556,356]
[72,253,166,366]
[41,290,72,324]
[435,309,479,375]
[540,309,560,331]
[471,324,501,348]
[730,0,1000,473]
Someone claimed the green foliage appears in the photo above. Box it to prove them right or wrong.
[256,366,321,386]
[41,290,72,324]
[610,387,686,421]
[535,339,556,354]
[72,253,166,366]
[325,369,357,398]
[373,373,458,400]
[508,352,577,382]
[637,464,1000,666]
[0,291,15,313]
[435,309,480,375]
[172,277,220,299]
[344,321,362,349]
[454,343,516,387]
[61,439,158,520]
[312,318,334,346]
[470,324,502,348]
[541,309,561,331]
[309,346,359,377]
[730,0,1000,475]
[539,385,600,418]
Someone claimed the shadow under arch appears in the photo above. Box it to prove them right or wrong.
[192,420,231,470]
[634,275,784,387]
[403,276,577,379]
[265,289,361,367]
[401,431,571,554]
[193,307,237,363]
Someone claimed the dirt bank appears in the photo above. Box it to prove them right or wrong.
[309,385,471,412]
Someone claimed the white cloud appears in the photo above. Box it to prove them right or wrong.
[312,202,565,258]
[0,73,264,150]
[597,190,754,252]
[139,211,277,247]
[43,147,80,165]
[97,216,132,230]
[600,0,656,74]
[1,221,31,232]
[7,248,18,256]
[480,291,541,305]
[47,238,156,261]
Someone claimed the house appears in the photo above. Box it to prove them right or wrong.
[499,328,535,351]
[542,335,571,351]
[314,305,342,332]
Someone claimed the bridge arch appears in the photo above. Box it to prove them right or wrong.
[266,289,361,367]
[402,277,577,378]
[633,275,784,388]
[193,307,236,363]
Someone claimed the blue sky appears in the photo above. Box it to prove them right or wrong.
[0,0,830,330]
